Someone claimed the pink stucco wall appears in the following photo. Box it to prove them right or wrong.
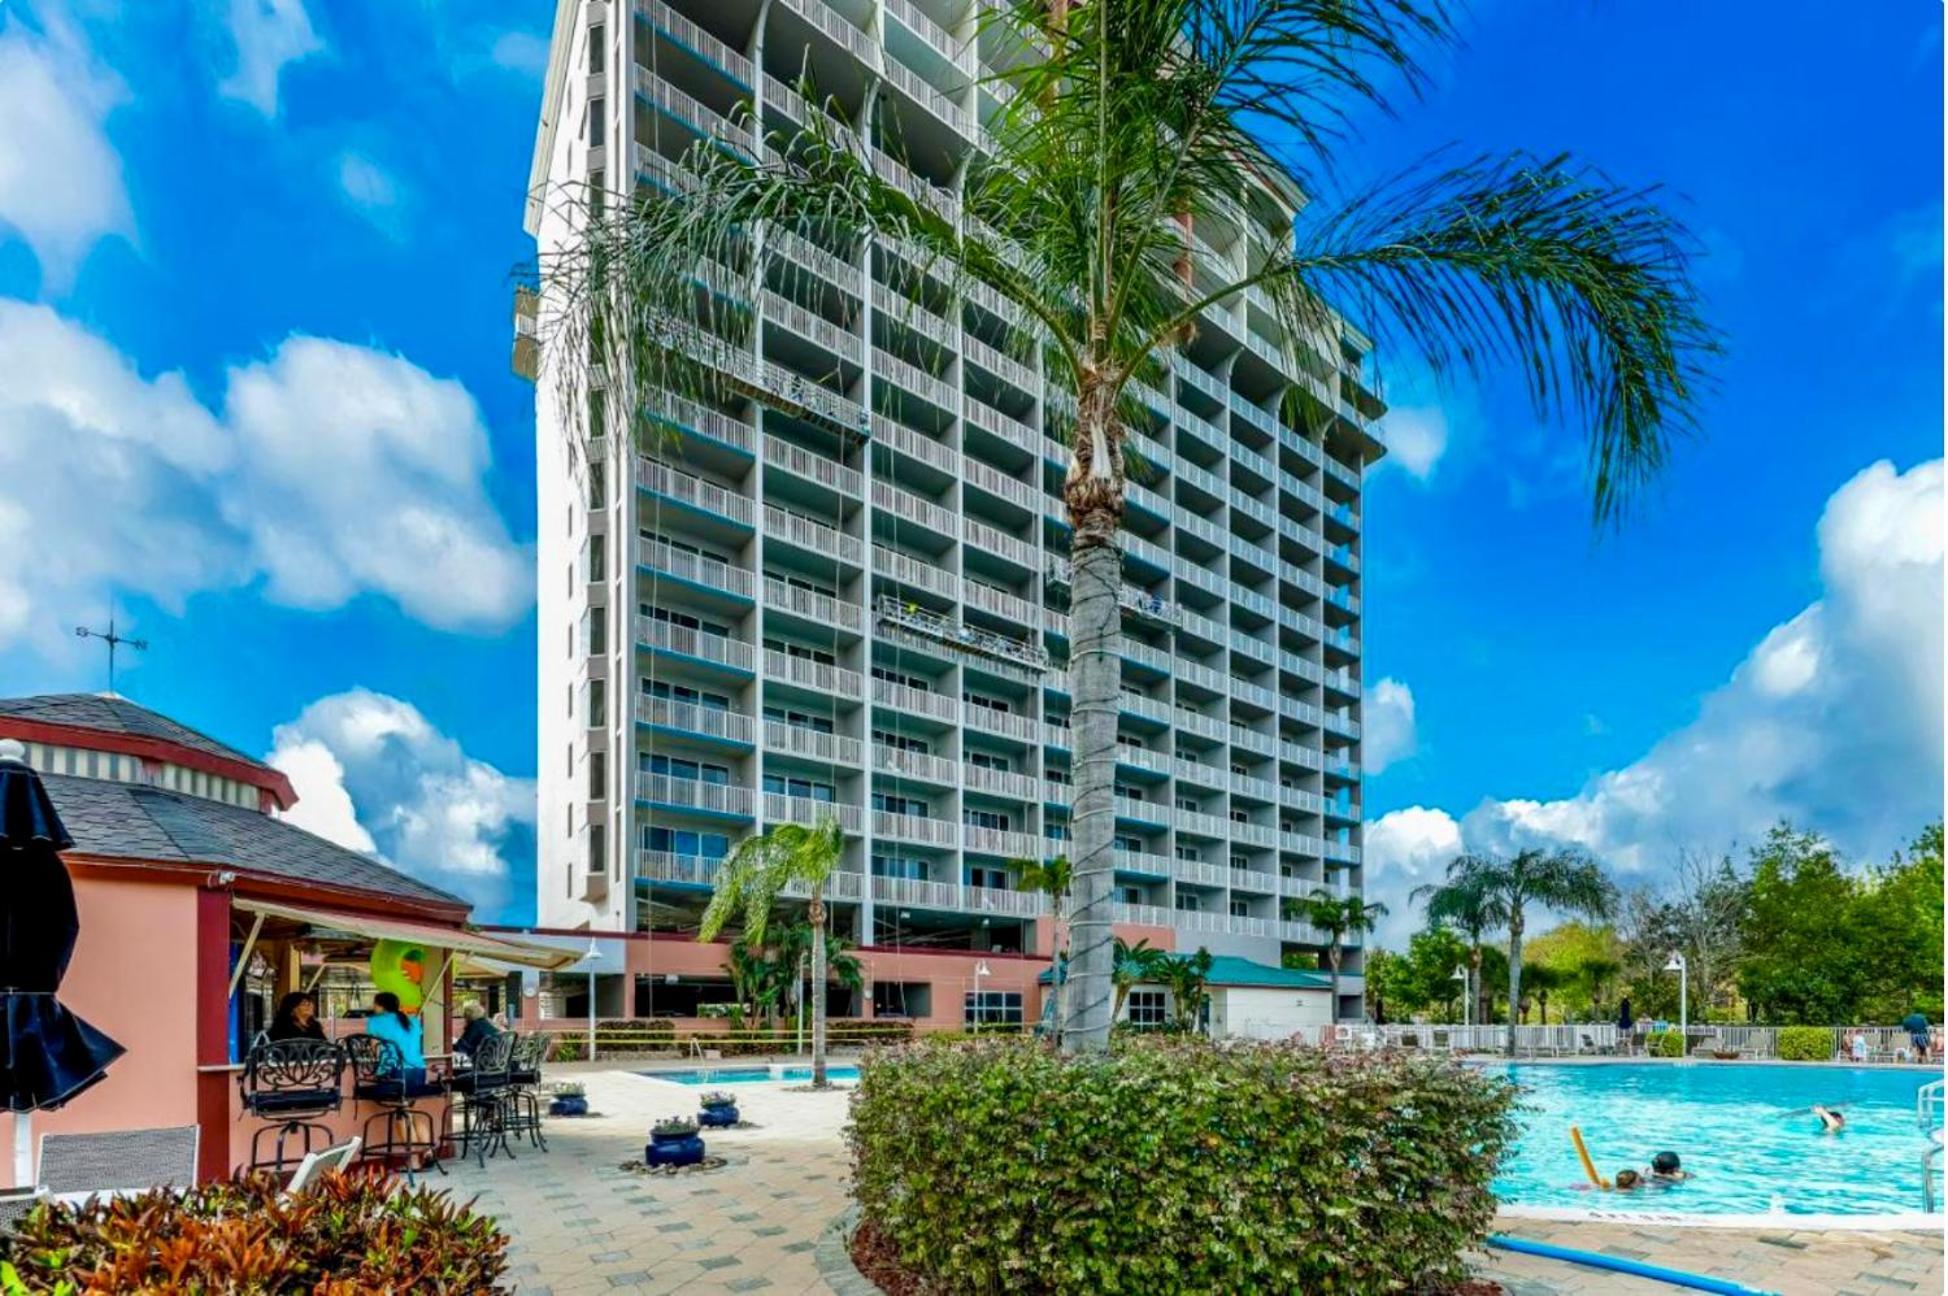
[0,876,200,1188]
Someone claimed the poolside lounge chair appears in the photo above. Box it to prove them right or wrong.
[285,1138,361,1194]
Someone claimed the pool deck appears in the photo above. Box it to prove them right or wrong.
[449,1065,1944,1295]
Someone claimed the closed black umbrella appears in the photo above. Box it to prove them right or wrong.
[0,750,125,1185]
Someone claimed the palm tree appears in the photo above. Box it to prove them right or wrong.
[698,816,845,1086]
[1521,963,1567,1024]
[1412,873,1507,1028]
[1160,948,1217,1033]
[1014,854,1074,1033]
[775,920,867,1034]
[1111,936,1169,1023]
[1443,851,1618,1055]
[1576,954,1622,1022]
[538,2,1714,1052]
[1300,891,1388,1021]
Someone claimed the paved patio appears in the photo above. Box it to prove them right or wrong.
[447,1065,1944,1295]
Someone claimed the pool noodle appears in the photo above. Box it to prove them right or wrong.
[1569,1124,1609,1189]
[1488,1234,1780,1296]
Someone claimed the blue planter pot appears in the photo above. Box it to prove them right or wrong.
[697,1102,740,1128]
[646,1131,706,1168]
[550,1095,589,1117]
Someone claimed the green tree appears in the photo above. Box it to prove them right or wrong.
[1735,824,1863,1025]
[1366,928,1471,1021]
[1857,824,1945,1021]
[1160,948,1217,1032]
[1522,921,1624,1020]
[1015,854,1074,1033]
[1112,936,1170,1021]
[1413,874,1506,1026]
[698,816,844,1086]
[540,0,1714,1052]
[1300,891,1388,1020]
[1442,850,1617,1053]
[1520,963,1566,1024]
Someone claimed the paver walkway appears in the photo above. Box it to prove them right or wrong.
[448,1066,1944,1295]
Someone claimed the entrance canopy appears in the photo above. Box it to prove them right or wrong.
[231,898,581,971]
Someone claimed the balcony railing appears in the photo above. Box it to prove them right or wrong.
[962,703,1038,742]
[763,434,864,498]
[775,0,879,67]
[638,698,754,745]
[872,543,958,599]
[873,744,956,783]
[763,504,862,565]
[638,539,754,599]
[964,825,1040,859]
[637,775,754,818]
[873,413,957,474]
[646,393,754,454]
[872,811,958,847]
[762,792,861,832]
[641,0,755,84]
[637,460,754,526]
[871,479,956,537]
[871,678,957,722]
[763,650,864,699]
[764,721,863,766]
[763,577,864,632]
[962,763,1040,801]
[637,618,755,672]
[870,873,959,909]
[966,885,1048,918]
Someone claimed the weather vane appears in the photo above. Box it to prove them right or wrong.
[74,612,146,695]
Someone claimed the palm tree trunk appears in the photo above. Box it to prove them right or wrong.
[810,887,828,1088]
[1327,944,1342,1021]
[1504,908,1525,1058]
[1062,378,1125,1054]
[1050,898,1067,1038]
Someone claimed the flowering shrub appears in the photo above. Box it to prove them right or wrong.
[1645,1029,1685,1057]
[0,1171,506,1293]
[1778,1026,1834,1061]
[848,1036,1518,1294]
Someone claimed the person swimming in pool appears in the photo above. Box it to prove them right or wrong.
[1614,1169,1642,1190]
[1812,1104,1846,1134]
[1649,1150,1690,1182]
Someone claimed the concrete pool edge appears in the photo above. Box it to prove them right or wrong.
[1497,1204,1945,1232]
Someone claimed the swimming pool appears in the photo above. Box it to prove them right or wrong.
[638,1064,860,1086]
[1489,1062,1943,1216]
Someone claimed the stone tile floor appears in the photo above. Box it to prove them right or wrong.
[447,1066,1943,1295]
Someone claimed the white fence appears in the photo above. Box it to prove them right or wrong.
[1331,1023,1937,1061]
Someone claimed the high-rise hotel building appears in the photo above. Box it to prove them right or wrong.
[521,0,1385,1027]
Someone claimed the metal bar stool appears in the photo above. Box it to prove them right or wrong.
[342,1036,445,1177]
[503,1031,550,1152]
[239,1039,346,1178]
[445,1031,516,1168]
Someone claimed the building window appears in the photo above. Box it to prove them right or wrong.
[871,793,929,817]
[1175,894,1201,912]
[871,855,926,880]
[653,681,732,709]
[587,823,605,875]
[964,865,1008,891]
[963,809,1011,831]
[964,991,1023,1028]
[587,97,605,149]
[1126,989,1167,1030]
[966,750,1009,771]
[1117,885,1145,905]
[872,666,929,691]
[762,774,834,801]
[589,752,606,802]
[1175,846,1200,862]
[873,729,928,753]
[643,827,730,858]
[587,24,605,74]
[1229,898,1249,918]
[639,754,730,784]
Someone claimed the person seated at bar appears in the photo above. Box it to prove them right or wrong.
[267,991,327,1042]
[364,991,426,1081]
[454,1001,499,1060]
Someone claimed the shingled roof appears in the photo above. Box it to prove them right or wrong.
[42,772,466,912]
[0,694,268,772]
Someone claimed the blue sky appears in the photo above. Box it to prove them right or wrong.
[0,1,1938,933]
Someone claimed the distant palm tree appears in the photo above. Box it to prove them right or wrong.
[1438,851,1618,1055]
[1521,963,1567,1024]
[1160,948,1217,1033]
[1301,891,1389,1020]
[776,920,866,1033]
[699,817,844,1086]
[1111,936,1169,1023]
[1014,854,1074,1034]
[538,0,1715,1052]
[1576,954,1622,1021]
[1412,873,1508,1028]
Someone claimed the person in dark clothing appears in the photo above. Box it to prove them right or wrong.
[267,991,327,1042]
[455,1001,499,1059]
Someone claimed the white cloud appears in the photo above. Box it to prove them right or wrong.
[217,0,323,117]
[1362,677,1417,774]
[0,301,532,656]
[1366,457,1945,932]
[335,151,398,211]
[1363,805,1462,948]
[269,689,534,915]
[488,30,548,79]
[0,12,129,280]
[1377,405,1448,481]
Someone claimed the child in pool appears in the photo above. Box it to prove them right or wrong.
[1812,1104,1845,1134]
[1614,1169,1642,1190]
[1649,1150,1689,1182]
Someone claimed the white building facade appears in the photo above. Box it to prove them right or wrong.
[523,0,1383,1023]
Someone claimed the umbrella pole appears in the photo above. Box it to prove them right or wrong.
[12,1111,30,1189]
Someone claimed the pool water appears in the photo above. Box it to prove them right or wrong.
[639,1064,860,1086]
[1488,1063,1943,1216]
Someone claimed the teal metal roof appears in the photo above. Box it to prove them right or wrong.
[1039,954,1331,990]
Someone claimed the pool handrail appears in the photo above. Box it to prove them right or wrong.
[1487,1233,1780,1296]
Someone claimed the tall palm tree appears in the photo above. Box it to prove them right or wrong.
[1576,954,1622,1022]
[1160,947,1217,1033]
[1442,851,1618,1055]
[1521,962,1566,1024]
[539,1,1714,1052]
[1014,854,1074,1032]
[698,816,845,1086]
[1300,891,1388,1020]
[1412,873,1506,1028]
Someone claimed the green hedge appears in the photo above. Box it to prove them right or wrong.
[1778,1026,1834,1061]
[1645,1030,1684,1058]
[849,1036,1518,1294]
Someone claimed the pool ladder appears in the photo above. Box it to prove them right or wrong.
[1920,1080,1943,1211]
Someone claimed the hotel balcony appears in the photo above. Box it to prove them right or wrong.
[873,744,957,785]
[638,538,755,601]
[637,618,757,675]
[637,460,755,528]
[636,774,755,820]
[873,810,958,848]
[636,697,756,748]
[762,649,865,700]
[761,792,862,833]
[763,721,864,766]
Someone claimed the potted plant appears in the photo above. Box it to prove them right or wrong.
[549,1081,589,1117]
[646,1115,705,1168]
[697,1089,740,1127]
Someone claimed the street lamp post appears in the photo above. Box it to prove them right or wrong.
[1451,964,1469,1028]
[1664,952,1687,1058]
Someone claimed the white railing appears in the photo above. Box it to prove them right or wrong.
[763,434,864,497]
[764,721,862,766]
[770,224,861,294]
[966,885,1048,918]
[762,649,863,698]
[963,398,1037,454]
[963,703,1037,741]
[775,0,878,67]
[635,850,720,886]
[962,455,1041,513]
[874,413,958,474]
[872,678,957,722]
[964,825,1040,859]
[762,792,861,832]
[638,618,754,671]
[873,346,957,410]
[638,698,754,744]
[1114,902,1176,928]
[638,460,754,526]
[963,579,1038,626]
[638,538,754,598]
[872,479,957,536]
[763,577,863,632]
[873,811,958,847]
[963,763,1040,801]
[646,393,754,454]
[872,544,958,598]
[637,775,754,817]
[641,0,755,83]
[963,332,1035,391]
[763,290,861,359]
[873,744,956,784]
[881,47,972,134]
[870,873,959,909]
[963,516,1036,569]
[635,72,753,152]
[763,504,861,564]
